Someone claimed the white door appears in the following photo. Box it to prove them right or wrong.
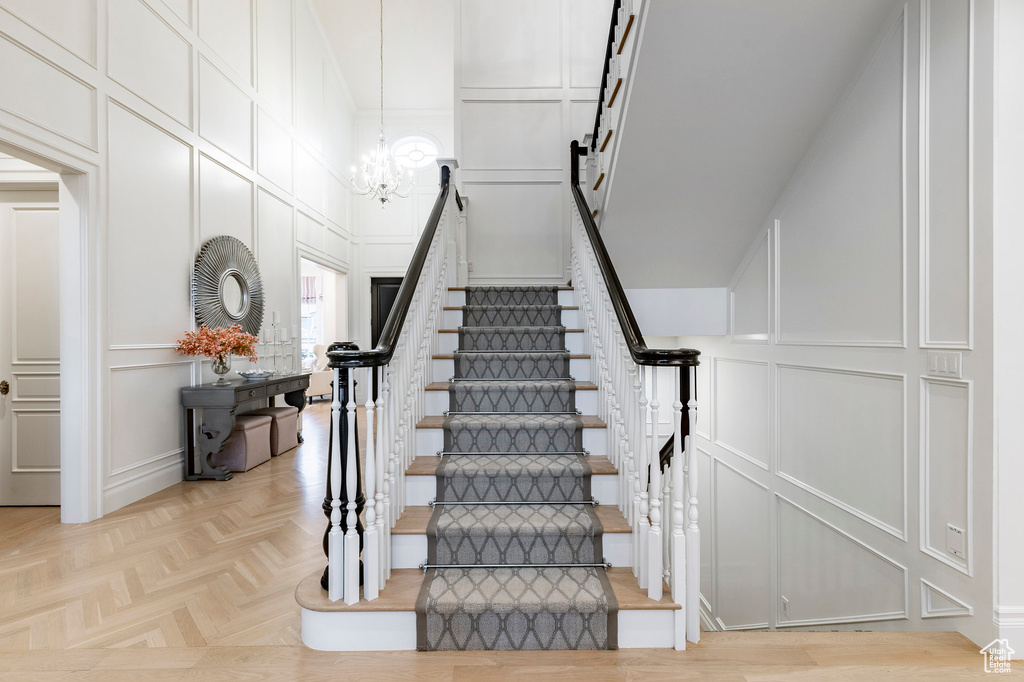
[0,189,60,505]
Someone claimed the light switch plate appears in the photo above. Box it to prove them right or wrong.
[927,351,963,379]
[947,523,965,558]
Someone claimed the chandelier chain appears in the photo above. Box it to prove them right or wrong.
[379,0,384,131]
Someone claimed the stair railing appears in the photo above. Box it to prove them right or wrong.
[570,140,701,648]
[323,161,459,604]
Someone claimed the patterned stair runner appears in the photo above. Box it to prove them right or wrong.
[416,286,618,651]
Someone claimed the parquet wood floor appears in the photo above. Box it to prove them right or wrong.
[0,402,1014,680]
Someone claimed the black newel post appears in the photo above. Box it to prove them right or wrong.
[321,341,367,590]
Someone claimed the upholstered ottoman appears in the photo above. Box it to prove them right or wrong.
[212,414,272,472]
[249,405,299,456]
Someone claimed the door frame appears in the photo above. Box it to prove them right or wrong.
[0,125,99,523]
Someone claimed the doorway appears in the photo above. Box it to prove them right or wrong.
[0,153,61,505]
[299,258,348,369]
[370,277,403,400]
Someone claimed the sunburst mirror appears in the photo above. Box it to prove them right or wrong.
[191,236,264,336]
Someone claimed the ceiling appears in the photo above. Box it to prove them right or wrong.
[312,0,455,112]
[600,0,900,288]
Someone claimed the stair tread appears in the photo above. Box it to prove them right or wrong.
[444,305,579,311]
[296,567,678,613]
[417,415,606,429]
[433,503,600,538]
[394,505,630,535]
[434,354,591,360]
[408,455,617,476]
[422,566,610,615]
[439,328,585,334]
[426,381,597,391]
[449,286,574,291]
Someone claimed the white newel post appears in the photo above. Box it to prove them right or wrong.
[343,372,359,604]
[328,366,344,603]
[685,364,700,643]
[647,366,663,600]
[363,366,379,601]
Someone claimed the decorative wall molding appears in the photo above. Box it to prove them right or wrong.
[920,376,973,575]
[713,358,770,471]
[776,494,909,627]
[918,0,974,350]
[10,370,60,401]
[775,363,907,540]
[11,408,61,472]
[920,578,973,618]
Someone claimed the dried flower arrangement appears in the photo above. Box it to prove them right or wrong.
[175,324,258,362]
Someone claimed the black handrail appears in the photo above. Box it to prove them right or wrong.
[591,0,623,151]
[328,165,452,369]
[570,140,700,367]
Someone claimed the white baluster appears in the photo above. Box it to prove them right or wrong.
[671,367,685,604]
[634,365,647,581]
[363,366,379,601]
[648,367,662,600]
[375,365,388,586]
[685,364,700,643]
[328,365,344,602]
[343,371,359,604]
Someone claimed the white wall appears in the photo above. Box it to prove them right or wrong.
[0,0,358,517]
[680,0,995,646]
[455,0,613,285]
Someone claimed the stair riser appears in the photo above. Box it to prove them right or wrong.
[446,290,576,307]
[425,388,598,417]
[417,426,608,457]
[391,531,631,570]
[433,358,592,383]
[443,309,580,329]
[437,330,585,355]
[405,472,619,507]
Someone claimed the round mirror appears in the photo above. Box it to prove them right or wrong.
[192,236,264,335]
[220,271,247,318]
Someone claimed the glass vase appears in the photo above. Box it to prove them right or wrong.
[212,354,232,385]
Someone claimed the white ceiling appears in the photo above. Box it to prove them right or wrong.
[600,0,901,288]
[312,0,455,112]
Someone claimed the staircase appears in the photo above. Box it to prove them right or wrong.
[296,285,682,651]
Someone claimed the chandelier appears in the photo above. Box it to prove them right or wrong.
[351,0,411,208]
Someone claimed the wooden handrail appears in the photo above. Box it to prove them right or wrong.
[328,165,451,368]
[570,140,700,367]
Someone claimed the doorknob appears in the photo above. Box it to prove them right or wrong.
[0,380,8,395]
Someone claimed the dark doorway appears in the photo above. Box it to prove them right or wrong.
[370,277,403,400]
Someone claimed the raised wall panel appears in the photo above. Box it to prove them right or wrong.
[920,578,973,618]
[11,411,60,470]
[778,497,907,626]
[696,357,711,439]
[326,229,347,264]
[257,107,292,192]
[198,57,253,166]
[569,0,613,88]
[461,101,562,170]
[0,0,96,62]
[199,154,254,249]
[0,35,96,147]
[296,211,324,252]
[464,182,563,280]
[714,359,769,469]
[255,0,292,122]
[12,373,59,400]
[357,193,414,237]
[714,461,770,629]
[197,0,253,84]
[732,232,769,343]
[325,75,351,172]
[460,0,561,89]
[108,363,191,474]
[921,0,972,348]
[257,189,294,334]
[295,145,324,213]
[108,0,191,126]
[326,175,348,231]
[776,16,904,346]
[921,378,971,572]
[777,365,905,537]
[12,208,59,362]
[294,3,324,150]
[364,243,412,269]
[107,103,192,347]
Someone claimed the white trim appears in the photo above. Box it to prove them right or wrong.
[920,578,973,618]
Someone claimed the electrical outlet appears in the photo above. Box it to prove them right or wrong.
[468,262,474,272]
[947,524,965,558]
[781,596,790,618]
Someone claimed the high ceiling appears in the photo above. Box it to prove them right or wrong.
[600,0,900,288]
[312,0,454,112]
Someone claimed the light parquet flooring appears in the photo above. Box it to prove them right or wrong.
[0,402,1016,680]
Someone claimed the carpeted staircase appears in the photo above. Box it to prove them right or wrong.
[415,286,618,651]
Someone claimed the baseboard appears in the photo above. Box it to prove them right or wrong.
[102,457,183,514]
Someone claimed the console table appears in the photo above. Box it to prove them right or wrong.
[181,373,310,480]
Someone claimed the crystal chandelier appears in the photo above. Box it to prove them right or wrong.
[351,0,411,208]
